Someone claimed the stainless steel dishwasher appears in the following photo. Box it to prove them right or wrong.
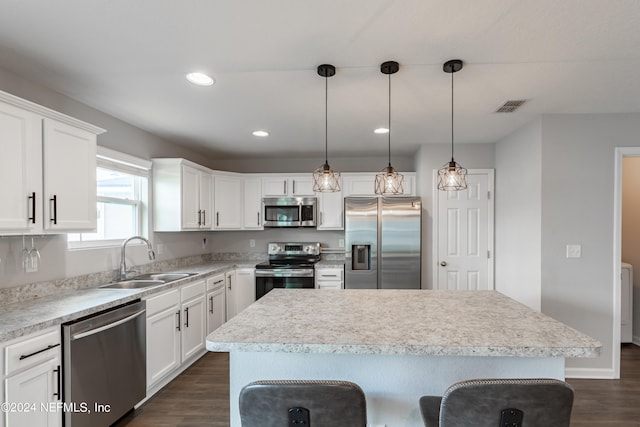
[62,300,146,427]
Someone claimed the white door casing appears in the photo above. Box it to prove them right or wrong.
[433,169,494,290]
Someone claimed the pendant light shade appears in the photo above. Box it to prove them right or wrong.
[313,64,341,192]
[438,59,468,191]
[375,61,404,195]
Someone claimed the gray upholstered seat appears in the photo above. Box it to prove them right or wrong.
[239,380,367,427]
[419,378,574,427]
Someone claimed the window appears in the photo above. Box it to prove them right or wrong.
[68,148,151,248]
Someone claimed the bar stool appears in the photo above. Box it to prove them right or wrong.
[239,380,367,427]
[419,378,574,427]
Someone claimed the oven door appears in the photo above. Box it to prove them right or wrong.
[255,269,314,300]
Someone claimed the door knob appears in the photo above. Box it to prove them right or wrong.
[440,261,447,267]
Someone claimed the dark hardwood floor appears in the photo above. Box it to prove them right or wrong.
[115,345,640,427]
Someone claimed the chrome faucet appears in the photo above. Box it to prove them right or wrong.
[120,236,156,281]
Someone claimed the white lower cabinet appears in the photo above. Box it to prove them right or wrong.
[226,268,255,320]
[2,327,61,427]
[315,266,344,289]
[145,279,206,391]
[206,274,226,334]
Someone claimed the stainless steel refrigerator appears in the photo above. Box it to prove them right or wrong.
[344,196,421,289]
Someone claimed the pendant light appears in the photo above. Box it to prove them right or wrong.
[374,61,404,195]
[438,59,468,191]
[313,64,341,192]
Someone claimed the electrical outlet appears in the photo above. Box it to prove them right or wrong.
[202,238,208,249]
[566,244,581,258]
[338,238,345,248]
[156,243,164,255]
[250,239,255,248]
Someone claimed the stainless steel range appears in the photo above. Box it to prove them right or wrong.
[255,242,321,299]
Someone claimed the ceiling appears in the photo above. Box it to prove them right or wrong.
[1,0,639,160]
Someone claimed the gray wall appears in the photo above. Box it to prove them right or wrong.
[209,156,415,173]
[541,113,640,375]
[414,142,495,289]
[494,119,542,310]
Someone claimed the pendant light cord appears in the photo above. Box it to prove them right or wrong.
[324,74,329,165]
[388,72,392,168]
[450,69,455,162]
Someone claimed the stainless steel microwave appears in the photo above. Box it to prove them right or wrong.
[262,197,317,228]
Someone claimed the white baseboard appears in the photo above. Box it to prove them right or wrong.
[565,366,616,379]
[633,335,640,347]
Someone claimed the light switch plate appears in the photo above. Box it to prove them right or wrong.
[338,239,345,248]
[566,244,581,258]
[250,239,255,248]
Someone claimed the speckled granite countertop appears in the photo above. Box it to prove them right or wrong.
[206,289,601,358]
[0,261,256,342]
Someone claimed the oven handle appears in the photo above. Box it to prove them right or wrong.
[71,309,146,340]
[255,269,314,278]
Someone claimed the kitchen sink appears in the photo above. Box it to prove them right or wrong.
[130,273,193,282]
[99,272,195,289]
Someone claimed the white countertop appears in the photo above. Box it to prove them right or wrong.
[0,261,253,342]
[206,289,601,358]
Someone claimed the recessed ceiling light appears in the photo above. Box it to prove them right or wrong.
[252,130,269,137]
[374,127,389,134]
[186,72,214,86]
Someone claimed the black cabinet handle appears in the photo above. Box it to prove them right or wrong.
[28,192,36,224]
[53,365,61,400]
[50,195,57,224]
[19,343,60,360]
[197,210,202,226]
[202,210,206,226]
[257,212,260,226]
[176,311,181,331]
[209,296,213,313]
[216,212,219,227]
[184,307,189,328]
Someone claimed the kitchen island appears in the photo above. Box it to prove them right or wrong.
[206,289,600,426]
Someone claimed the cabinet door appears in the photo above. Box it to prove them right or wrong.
[207,286,226,334]
[42,119,97,231]
[243,178,263,229]
[290,177,315,196]
[225,270,237,320]
[214,175,242,229]
[5,359,61,427]
[343,173,377,197]
[181,295,205,361]
[198,171,212,229]
[234,269,256,315]
[262,177,288,197]
[181,165,201,229]
[146,305,181,388]
[0,102,42,233]
[317,190,343,230]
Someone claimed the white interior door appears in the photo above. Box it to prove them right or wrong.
[434,169,494,290]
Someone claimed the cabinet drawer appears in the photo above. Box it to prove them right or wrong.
[5,328,60,376]
[181,280,205,302]
[315,268,344,281]
[145,289,180,317]
[206,273,226,292]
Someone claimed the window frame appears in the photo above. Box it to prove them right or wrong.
[67,147,151,250]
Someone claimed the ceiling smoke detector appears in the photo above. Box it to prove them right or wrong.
[495,99,527,113]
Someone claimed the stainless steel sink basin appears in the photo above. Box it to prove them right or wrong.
[99,272,195,290]
[100,279,165,289]
[131,273,193,282]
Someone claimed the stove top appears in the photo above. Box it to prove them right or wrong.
[256,242,321,270]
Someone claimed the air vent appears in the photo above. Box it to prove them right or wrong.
[495,99,527,113]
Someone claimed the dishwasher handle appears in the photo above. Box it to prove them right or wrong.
[71,309,146,340]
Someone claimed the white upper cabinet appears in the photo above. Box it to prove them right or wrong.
[213,174,243,230]
[0,102,42,233]
[153,159,212,231]
[0,92,103,235]
[243,177,263,230]
[262,175,315,197]
[43,119,97,231]
[316,190,343,230]
[343,172,416,197]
